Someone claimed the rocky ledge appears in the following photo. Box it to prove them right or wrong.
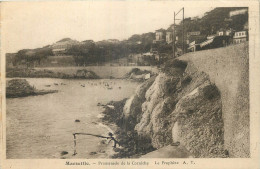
[6,68,100,79]
[6,79,58,98]
[123,68,155,82]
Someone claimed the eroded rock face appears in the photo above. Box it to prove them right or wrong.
[135,73,177,147]
[123,76,156,130]
[171,82,225,158]
[123,60,226,158]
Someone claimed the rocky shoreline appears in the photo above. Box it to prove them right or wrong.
[101,58,229,158]
[6,79,58,98]
[101,43,249,158]
[101,99,156,158]
[6,68,100,79]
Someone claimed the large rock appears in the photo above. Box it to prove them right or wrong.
[123,68,153,81]
[6,79,57,98]
[171,82,225,158]
[75,69,100,79]
[6,79,35,98]
[122,58,226,158]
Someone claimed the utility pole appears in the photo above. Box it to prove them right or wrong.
[182,7,185,54]
[173,12,175,58]
[172,7,185,58]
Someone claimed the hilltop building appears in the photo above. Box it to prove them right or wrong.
[166,27,173,44]
[233,31,248,44]
[217,28,233,36]
[51,38,79,56]
[153,29,166,43]
[81,40,95,44]
[107,39,120,43]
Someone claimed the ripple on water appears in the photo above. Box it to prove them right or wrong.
[6,78,139,159]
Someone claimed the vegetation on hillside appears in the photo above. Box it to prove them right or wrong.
[11,46,53,67]
[9,7,248,67]
[175,7,248,46]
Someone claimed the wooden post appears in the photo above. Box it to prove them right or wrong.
[73,134,77,155]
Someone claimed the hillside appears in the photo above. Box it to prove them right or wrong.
[175,7,248,45]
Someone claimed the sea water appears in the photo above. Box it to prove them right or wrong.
[6,78,139,159]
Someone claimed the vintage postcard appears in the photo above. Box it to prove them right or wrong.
[0,1,259,169]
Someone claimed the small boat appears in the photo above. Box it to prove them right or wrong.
[106,105,115,109]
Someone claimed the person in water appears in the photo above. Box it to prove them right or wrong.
[107,132,120,148]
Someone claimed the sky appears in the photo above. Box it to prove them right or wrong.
[1,1,214,53]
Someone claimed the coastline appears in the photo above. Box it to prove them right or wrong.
[96,107,119,159]
[100,99,156,158]
[6,68,100,79]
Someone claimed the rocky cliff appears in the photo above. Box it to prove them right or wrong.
[121,43,249,158]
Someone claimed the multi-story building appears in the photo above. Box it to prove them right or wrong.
[233,31,248,44]
[51,38,79,56]
[166,27,173,44]
[217,29,233,36]
[153,29,166,43]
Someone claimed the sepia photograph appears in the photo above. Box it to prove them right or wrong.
[1,1,259,168]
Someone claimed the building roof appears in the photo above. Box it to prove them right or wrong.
[155,28,166,32]
[52,48,66,52]
[52,38,79,48]
[200,36,231,48]
[56,38,73,43]
[166,27,173,32]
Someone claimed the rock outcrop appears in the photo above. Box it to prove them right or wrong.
[6,68,100,79]
[123,60,225,158]
[103,43,249,158]
[123,68,154,81]
[6,79,57,98]
[75,69,99,79]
